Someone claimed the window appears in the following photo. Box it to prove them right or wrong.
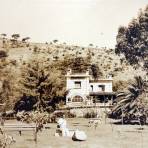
[74,81,81,89]
[72,96,83,102]
[90,85,93,91]
[98,85,105,91]
[68,98,71,102]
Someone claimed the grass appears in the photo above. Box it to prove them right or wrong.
[2,118,148,148]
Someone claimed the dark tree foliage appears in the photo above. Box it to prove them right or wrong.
[55,56,91,73]
[14,94,37,112]
[71,57,91,73]
[22,37,30,42]
[90,64,103,79]
[110,76,148,123]
[18,58,65,112]
[11,34,20,40]
[115,6,148,68]
[143,60,148,71]
[55,56,103,80]
[0,50,8,58]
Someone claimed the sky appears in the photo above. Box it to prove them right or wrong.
[0,0,148,48]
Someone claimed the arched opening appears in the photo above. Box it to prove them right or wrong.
[72,95,83,102]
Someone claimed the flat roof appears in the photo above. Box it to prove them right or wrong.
[89,79,113,83]
[90,92,116,96]
[65,74,90,77]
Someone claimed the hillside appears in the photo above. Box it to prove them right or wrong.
[0,40,146,91]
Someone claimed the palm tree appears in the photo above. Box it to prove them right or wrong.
[110,76,148,124]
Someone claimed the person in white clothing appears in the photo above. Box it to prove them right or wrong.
[56,115,69,137]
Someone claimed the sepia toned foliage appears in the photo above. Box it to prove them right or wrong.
[113,80,129,92]
[0,55,19,112]
[90,64,103,79]
[17,56,65,112]
[110,76,148,123]
[55,55,91,73]
[0,50,8,58]
[115,6,148,69]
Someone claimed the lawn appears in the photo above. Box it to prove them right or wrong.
[2,118,148,148]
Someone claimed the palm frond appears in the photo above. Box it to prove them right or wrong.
[110,76,147,119]
[128,87,139,97]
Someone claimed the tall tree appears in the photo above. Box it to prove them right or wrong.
[19,57,65,112]
[90,64,103,80]
[115,5,148,69]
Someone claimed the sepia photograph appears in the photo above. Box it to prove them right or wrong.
[0,0,148,148]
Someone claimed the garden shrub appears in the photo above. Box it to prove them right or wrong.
[84,111,97,118]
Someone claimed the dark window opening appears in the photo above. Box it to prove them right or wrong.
[98,85,105,91]
[75,81,81,89]
[90,85,93,91]
[68,98,71,102]
[72,95,83,102]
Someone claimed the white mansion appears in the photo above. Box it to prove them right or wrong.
[66,69,115,107]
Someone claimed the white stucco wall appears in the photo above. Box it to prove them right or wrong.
[89,81,112,92]
[65,71,113,106]
[66,77,113,97]
[66,77,90,96]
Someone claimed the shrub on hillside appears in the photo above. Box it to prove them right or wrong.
[0,50,7,58]
[113,80,128,92]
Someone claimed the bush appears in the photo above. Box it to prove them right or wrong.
[53,111,64,118]
[0,50,8,58]
[10,60,17,66]
[113,80,128,92]
[66,112,76,118]
[16,111,51,124]
[83,111,97,118]
[53,111,76,118]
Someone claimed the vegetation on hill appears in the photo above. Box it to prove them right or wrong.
[0,33,30,49]
[14,53,93,112]
[0,37,146,112]
[0,5,147,115]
